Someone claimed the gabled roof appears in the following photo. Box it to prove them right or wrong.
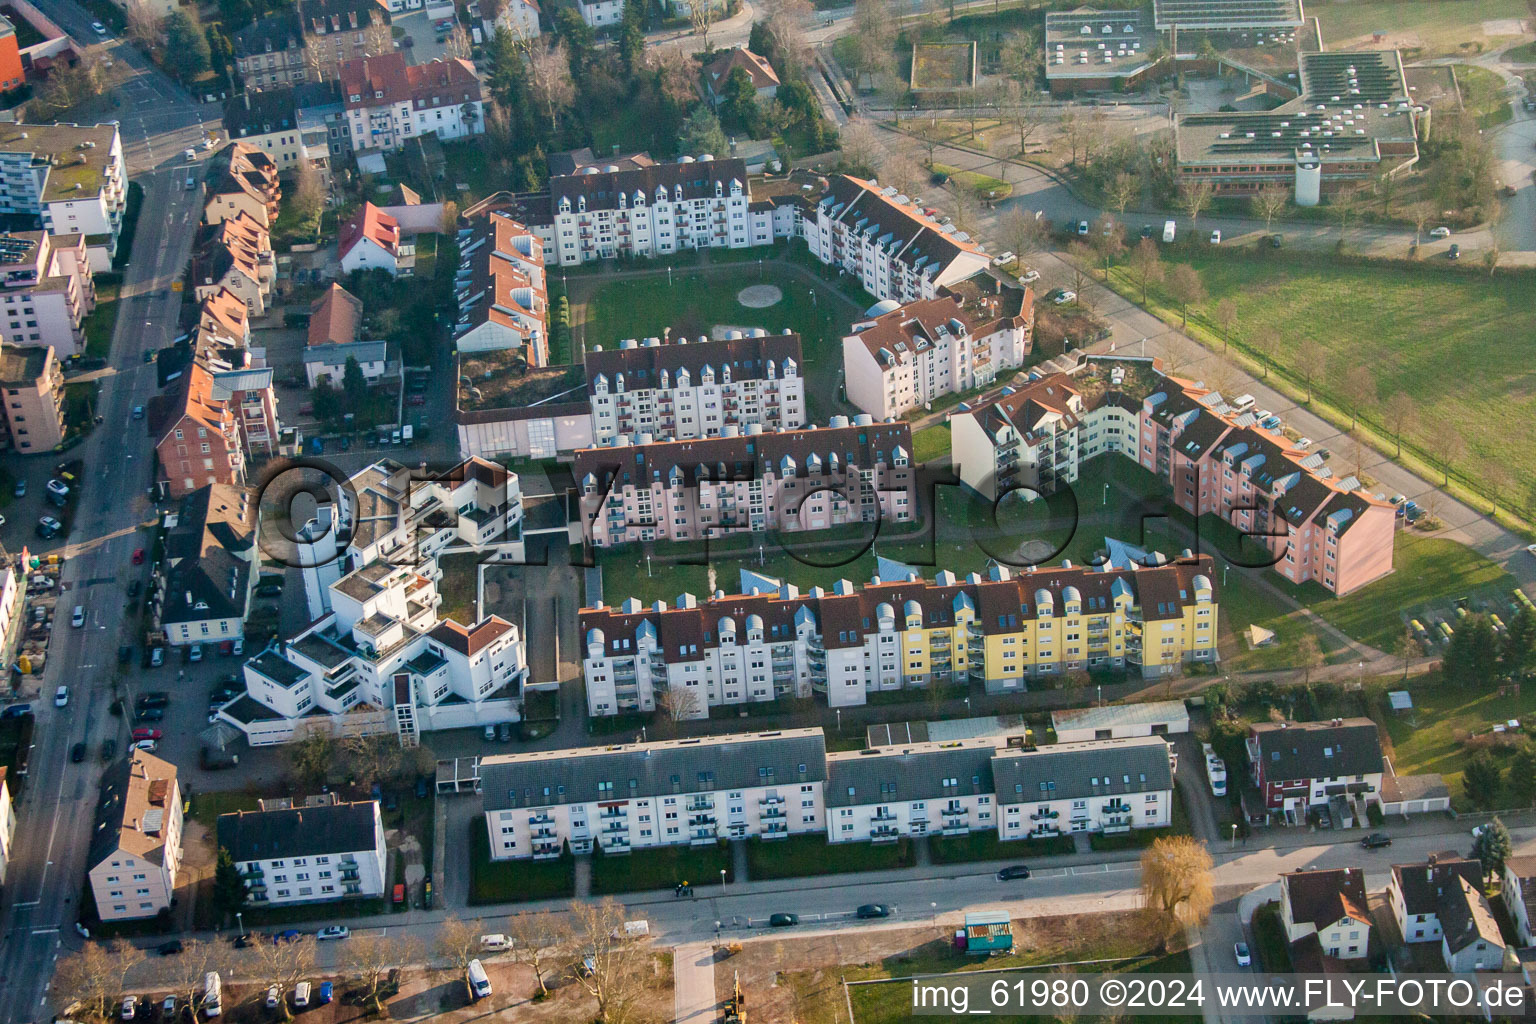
[231,11,302,58]
[217,800,381,861]
[550,157,749,214]
[821,175,983,278]
[992,735,1173,805]
[1504,855,1536,926]
[197,287,251,344]
[308,283,363,347]
[585,332,801,396]
[427,615,516,657]
[825,738,996,807]
[298,0,390,34]
[705,47,780,94]
[1249,718,1384,781]
[1441,877,1504,955]
[148,363,231,448]
[192,212,270,288]
[339,202,401,261]
[160,484,254,626]
[205,141,281,210]
[547,147,655,177]
[455,211,546,341]
[1391,853,1482,916]
[1283,867,1369,932]
[89,750,178,871]
[339,53,481,110]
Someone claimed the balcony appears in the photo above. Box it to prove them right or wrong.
[603,821,628,834]
[761,805,785,820]
[871,825,901,843]
[761,820,788,838]
[686,797,714,812]
[689,813,717,828]
[760,794,785,807]
[873,810,898,823]
[533,841,562,859]
[930,633,951,648]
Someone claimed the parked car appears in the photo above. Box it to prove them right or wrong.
[133,739,158,752]
[1448,243,1461,259]
[118,644,134,665]
[416,775,429,799]
[1019,268,1040,283]
[136,706,165,722]
[132,547,145,565]
[233,933,254,949]
[254,582,283,598]
[1141,224,1154,239]
[71,605,85,627]
[496,722,512,742]
[1234,942,1251,967]
[1209,229,1221,244]
[1075,219,1090,235]
[132,727,162,741]
[131,404,144,420]
[317,982,332,1005]
[392,883,406,905]
[1430,226,1452,238]
[158,939,184,956]
[46,478,69,501]
[188,643,204,663]
[11,479,23,497]
[265,986,280,1010]
[276,930,302,944]
[91,19,107,35]
[1270,233,1283,248]
[137,692,170,708]
[36,515,61,539]
[483,724,496,742]
[121,996,138,1020]
[0,703,30,718]
[996,865,1031,880]
[1361,832,1392,849]
[150,646,165,667]
[316,926,350,941]
[54,685,68,707]
[855,904,890,919]
[767,913,799,927]
[161,996,177,1018]
[70,742,85,762]
[1051,290,1076,305]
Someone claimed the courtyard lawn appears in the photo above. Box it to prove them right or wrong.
[590,841,732,895]
[1309,0,1528,57]
[1455,64,1514,127]
[746,834,915,880]
[467,822,576,904]
[1376,674,1536,810]
[912,423,952,462]
[186,789,263,827]
[1104,249,1536,525]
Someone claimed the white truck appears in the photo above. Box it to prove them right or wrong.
[1162,220,1177,243]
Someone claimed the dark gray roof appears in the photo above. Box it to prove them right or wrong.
[1391,854,1482,916]
[217,800,381,861]
[825,741,996,807]
[1250,719,1384,782]
[992,736,1172,805]
[232,11,302,58]
[481,729,827,809]
[550,157,749,214]
[160,484,254,627]
[224,89,300,139]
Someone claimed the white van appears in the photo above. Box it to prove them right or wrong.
[1162,220,1176,243]
[466,959,492,1000]
[480,934,512,951]
[203,973,222,1018]
[293,982,311,1009]
[1230,394,1256,414]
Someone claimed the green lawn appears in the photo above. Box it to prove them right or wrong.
[928,830,1073,864]
[1504,40,1536,63]
[1455,64,1514,127]
[240,898,389,927]
[589,840,733,895]
[745,834,915,879]
[931,163,1014,201]
[1309,0,1528,57]
[1378,674,1536,810]
[467,821,576,904]
[186,789,263,827]
[1088,783,1193,851]
[913,423,952,462]
[82,274,121,359]
[1105,249,1536,524]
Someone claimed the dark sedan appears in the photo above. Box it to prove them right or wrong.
[855,904,890,919]
[768,913,799,927]
[997,865,1032,881]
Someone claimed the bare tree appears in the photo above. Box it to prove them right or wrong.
[1382,393,1417,457]
[343,733,402,789]
[1395,627,1420,678]
[363,18,395,58]
[1375,170,1398,216]
[1212,298,1237,353]
[302,39,332,82]
[682,0,721,52]
[1064,240,1095,304]
[527,41,576,132]
[1139,837,1214,951]
[440,199,461,234]
[1002,78,1045,156]
[343,933,420,1014]
[568,897,649,1024]
[445,23,474,61]
[1482,244,1502,277]
[1249,325,1280,378]
[1294,340,1325,402]
[1201,361,1243,404]
[1330,183,1365,243]
[156,939,228,1020]
[1251,186,1288,234]
[246,937,317,1022]
[1090,214,1125,278]
[1160,334,1199,377]
[1107,171,1139,217]
[1295,633,1323,685]
[1057,111,1087,166]
[648,45,699,109]
[285,722,334,790]
[1409,202,1432,250]
[881,149,926,197]
[1166,263,1205,329]
[1432,432,1467,486]
[838,117,881,174]
[1339,364,1375,429]
[1126,237,1164,305]
[124,0,164,50]
[764,0,813,76]
[505,910,573,997]
[998,206,1047,262]
[435,915,483,1001]
[1177,178,1214,232]
[292,159,324,229]
[945,182,979,234]
[1486,465,1514,518]
[55,942,147,1024]
[657,683,702,722]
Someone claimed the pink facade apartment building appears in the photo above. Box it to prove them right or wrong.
[576,419,915,548]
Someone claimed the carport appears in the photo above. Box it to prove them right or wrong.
[436,755,480,794]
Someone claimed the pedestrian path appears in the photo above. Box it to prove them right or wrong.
[673,941,719,1024]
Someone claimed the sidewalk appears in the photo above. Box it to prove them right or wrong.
[672,942,719,1024]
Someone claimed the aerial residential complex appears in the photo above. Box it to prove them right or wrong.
[586,331,806,445]
[86,750,184,922]
[574,419,915,548]
[951,360,1394,595]
[453,211,549,364]
[842,276,1034,420]
[217,799,388,906]
[0,122,128,270]
[481,727,1176,859]
[581,556,1219,717]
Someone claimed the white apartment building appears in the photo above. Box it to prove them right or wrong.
[87,750,184,921]
[802,175,990,305]
[586,330,805,445]
[217,800,387,906]
[991,736,1173,840]
[480,729,828,859]
[0,231,95,357]
[340,54,483,154]
[824,738,998,843]
[0,122,127,271]
[226,458,529,745]
[952,372,1092,502]
[1390,854,1484,946]
[1279,868,1371,961]
[842,277,1034,420]
[454,211,548,364]
[574,0,623,26]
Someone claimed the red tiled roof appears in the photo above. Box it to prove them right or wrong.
[308,283,362,346]
[338,202,401,261]
[340,53,481,110]
[705,47,780,93]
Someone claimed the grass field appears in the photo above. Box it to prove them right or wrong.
[932,163,1014,200]
[913,423,952,462]
[1309,0,1529,57]
[1454,64,1514,127]
[1377,674,1536,809]
[1105,249,1536,523]
[590,841,733,895]
[910,41,976,90]
[927,830,1073,864]
[746,834,915,879]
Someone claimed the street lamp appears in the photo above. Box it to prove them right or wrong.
[720,868,727,892]
[964,697,970,716]
[1103,482,1109,506]
[715,920,721,941]
[930,902,937,923]
[1229,823,1237,848]
[236,911,244,936]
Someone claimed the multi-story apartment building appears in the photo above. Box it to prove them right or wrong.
[0,231,95,356]
[87,750,184,922]
[226,458,529,745]
[480,729,829,859]
[992,736,1173,840]
[203,141,282,231]
[0,122,127,270]
[222,85,340,175]
[216,799,388,906]
[154,484,256,647]
[842,276,1034,420]
[802,175,990,304]
[586,331,805,445]
[575,419,915,549]
[1502,856,1536,947]
[1245,718,1385,826]
[528,157,756,267]
[339,53,483,154]
[148,363,246,499]
[0,345,63,452]
[233,0,392,88]
[1390,854,1483,946]
[339,202,413,276]
[824,738,998,843]
[191,213,275,317]
[482,0,539,39]
[581,556,1219,717]
[453,211,548,363]
[194,291,281,458]
[951,360,1395,595]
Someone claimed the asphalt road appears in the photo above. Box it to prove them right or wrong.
[0,6,217,1021]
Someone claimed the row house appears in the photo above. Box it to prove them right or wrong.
[824,738,997,843]
[842,276,1034,421]
[0,345,64,452]
[581,555,1219,717]
[221,84,343,177]
[481,729,829,859]
[204,141,283,231]
[148,363,246,499]
[338,201,413,276]
[992,736,1173,840]
[1280,868,1371,962]
[453,211,548,364]
[340,53,483,155]
[0,231,95,357]
[803,175,990,305]
[191,213,275,317]
[233,0,392,89]
[217,799,387,906]
[1244,718,1385,826]
[575,418,915,548]
[194,291,281,458]
[586,330,806,446]
[153,484,256,647]
[1389,854,1507,972]
[0,122,127,270]
[86,750,184,922]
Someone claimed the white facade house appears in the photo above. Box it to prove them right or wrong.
[481,729,828,859]
[574,0,623,26]
[339,54,484,154]
[226,458,529,745]
[1051,700,1190,743]
[1279,868,1371,960]
[87,751,184,921]
[1502,856,1536,946]
[991,736,1173,840]
[155,484,257,647]
[1390,855,1484,945]
[338,203,414,277]
[303,340,389,389]
[586,331,806,446]
[1440,879,1507,973]
[824,738,997,843]
[216,800,388,905]
[0,122,128,271]
[483,0,539,38]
